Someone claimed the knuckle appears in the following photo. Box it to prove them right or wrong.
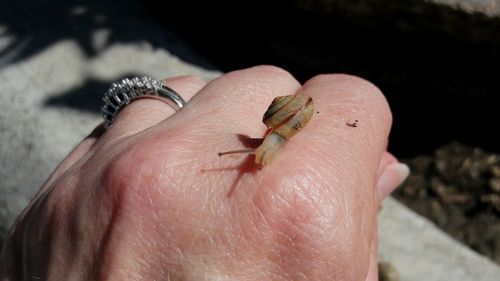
[306,73,392,125]
[251,64,292,77]
[252,65,299,86]
[99,126,193,198]
[100,149,135,193]
[226,65,299,88]
[308,73,382,97]
[99,141,159,200]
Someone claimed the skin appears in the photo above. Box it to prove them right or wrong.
[0,66,407,281]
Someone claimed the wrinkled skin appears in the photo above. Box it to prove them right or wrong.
[0,66,407,281]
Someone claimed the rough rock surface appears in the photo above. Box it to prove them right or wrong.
[379,197,500,280]
[295,0,500,17]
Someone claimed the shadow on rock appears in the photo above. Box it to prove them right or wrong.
[44,73,147,113]
[0,0,215,71]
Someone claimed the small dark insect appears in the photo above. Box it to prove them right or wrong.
[346,119,359,128]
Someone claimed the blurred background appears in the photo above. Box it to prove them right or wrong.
[0,0,499,279]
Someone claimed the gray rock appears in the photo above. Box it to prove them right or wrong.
[379,197,500,280]
[295,0,500,16]
[429,0,500,16]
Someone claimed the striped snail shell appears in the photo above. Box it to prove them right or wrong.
[218,95,314,166]
[255,95,314,166]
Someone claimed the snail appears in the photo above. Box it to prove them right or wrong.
[218,95,314,166]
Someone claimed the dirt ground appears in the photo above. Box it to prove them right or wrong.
[393,142,500,264]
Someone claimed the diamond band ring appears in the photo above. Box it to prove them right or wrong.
[101,76,185,128]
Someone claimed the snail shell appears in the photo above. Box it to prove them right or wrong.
[217,95,314,166]
[255,95,314,166]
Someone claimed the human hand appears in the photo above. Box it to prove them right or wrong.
[1,66,409,280]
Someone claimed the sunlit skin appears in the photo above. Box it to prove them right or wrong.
[1,66,408,281]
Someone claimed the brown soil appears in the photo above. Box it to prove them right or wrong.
[394,142,500,264]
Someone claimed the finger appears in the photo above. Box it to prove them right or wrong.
[377,161,410,198]
[376,151,410,199]
[377,151,397,178]
[103,75,206,140]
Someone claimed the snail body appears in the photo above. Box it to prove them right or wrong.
[219,95,314,166]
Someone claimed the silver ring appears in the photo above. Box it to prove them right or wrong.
[101,76,185,128]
